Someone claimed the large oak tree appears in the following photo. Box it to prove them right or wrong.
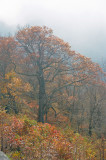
[13,26,103,123]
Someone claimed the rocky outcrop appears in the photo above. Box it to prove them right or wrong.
[0,151,10,160]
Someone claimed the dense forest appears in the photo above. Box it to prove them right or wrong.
[0,26,106,160]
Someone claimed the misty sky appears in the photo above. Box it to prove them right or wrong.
[0,0,106,61]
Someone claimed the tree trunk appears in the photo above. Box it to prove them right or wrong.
[38,66,47,123]
[89,122,92,136]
